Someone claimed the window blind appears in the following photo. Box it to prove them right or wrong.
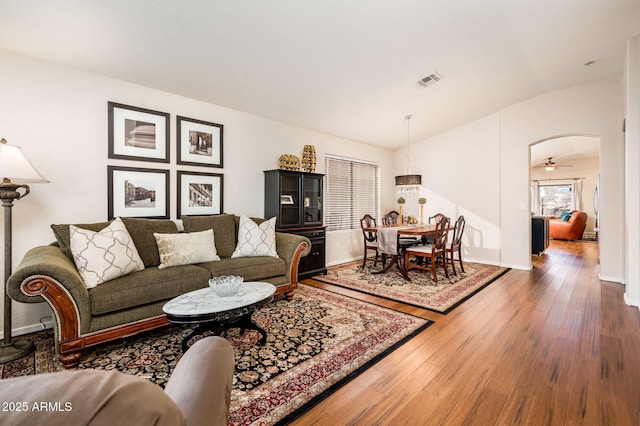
[325,155,380,231]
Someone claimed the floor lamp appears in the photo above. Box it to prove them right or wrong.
[0,138,48,363]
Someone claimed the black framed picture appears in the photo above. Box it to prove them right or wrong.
[177,170,223,217]
[176,116,223,167]
[108,166,170,219]
[108,102,170,163]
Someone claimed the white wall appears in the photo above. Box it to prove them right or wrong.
[624,36,640,308]
[393,115,502,265]
[0,50,394,335]
[500,81,623,276]
[395,81,624,276]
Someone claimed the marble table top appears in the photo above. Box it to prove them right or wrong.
[162,281,276,317]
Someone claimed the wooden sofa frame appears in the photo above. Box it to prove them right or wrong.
[20,241,309,369]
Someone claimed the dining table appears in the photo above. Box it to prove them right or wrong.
[363,224,436,280]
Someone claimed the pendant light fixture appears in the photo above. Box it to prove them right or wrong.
[395,114,422,193]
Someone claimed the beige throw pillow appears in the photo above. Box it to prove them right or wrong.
[154,229,220,269]
[231,215,278,258]
[70,217,145,288]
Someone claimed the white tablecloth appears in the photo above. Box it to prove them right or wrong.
[377,227,399,255]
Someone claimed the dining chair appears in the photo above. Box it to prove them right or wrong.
[423,212,448,244]
[429,213,447,224]
[382,210,420,250]
[360,214,380,268]
[404,216,450,282]
[382,210,400,226]
[445,215,466,275]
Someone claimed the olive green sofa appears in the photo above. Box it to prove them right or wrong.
[7,214,310,369]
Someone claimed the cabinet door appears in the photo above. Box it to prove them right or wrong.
[279,173,302,227]
[303,175,323,227]
[301,236,326,276]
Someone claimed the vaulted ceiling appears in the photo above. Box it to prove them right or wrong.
[1,0,638,149]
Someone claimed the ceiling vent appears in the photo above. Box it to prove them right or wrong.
[416,72,443,88]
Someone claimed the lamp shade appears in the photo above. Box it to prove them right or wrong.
[395,174,422,186]
[0,139,48,184]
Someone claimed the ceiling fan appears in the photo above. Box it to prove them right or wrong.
[533,157,573,171]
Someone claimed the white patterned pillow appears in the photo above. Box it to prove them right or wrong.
[154,229,220,269]
[70,217,145,288]
[231,216,278,258]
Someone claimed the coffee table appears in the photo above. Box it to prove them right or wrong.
[162,281,276,351]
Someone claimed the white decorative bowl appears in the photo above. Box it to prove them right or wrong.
[209,275,243,297]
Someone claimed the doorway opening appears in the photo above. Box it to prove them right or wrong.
[529,135,601,252]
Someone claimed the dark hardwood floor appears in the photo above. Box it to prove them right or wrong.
[293,240,640,425]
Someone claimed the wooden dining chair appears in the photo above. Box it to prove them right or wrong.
[404,216,450,282]
[382,210,420,250]
[360,214,380,268]
[445,215,466,275]
[382,210,400,226]
[429,213,447,224]
[422,213,448,244]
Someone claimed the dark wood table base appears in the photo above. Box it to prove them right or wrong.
[372,254,411,280]
[181,311,268,351]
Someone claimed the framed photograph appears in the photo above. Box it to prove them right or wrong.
[281,195,294,205]
[176,116,223,167]
[177,171,223,217]
[108,166,170,219]
[108,102,170,163]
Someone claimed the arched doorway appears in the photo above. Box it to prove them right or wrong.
[529,135,601,253]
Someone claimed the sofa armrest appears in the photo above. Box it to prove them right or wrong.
[164,336,235,426]
[275,232,311,283]
[7,244,91,334]
[0,369,186,425]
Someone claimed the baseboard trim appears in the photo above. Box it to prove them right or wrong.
[599,274,624,283]
[463,257,501,267]
[327,256,360,267]
[0,319,53,340]
[499,262,532,271]
[624,293,640,309]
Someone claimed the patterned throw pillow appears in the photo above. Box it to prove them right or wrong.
[154,229,220,269]
[231,215,278,258]
[70,217,145,288]
[560,211,573,221]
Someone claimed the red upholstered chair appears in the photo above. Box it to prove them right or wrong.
[549,211,587,240]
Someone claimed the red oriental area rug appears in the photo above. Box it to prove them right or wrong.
[1,284,431,425]
[315,260,510,314]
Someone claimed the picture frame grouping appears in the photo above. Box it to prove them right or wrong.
[108,165,170,219]
[108,102,170,163]
[177,171,223,217]
[107,101,225,219]
[177,115,223,168]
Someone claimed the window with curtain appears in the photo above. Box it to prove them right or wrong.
[325,155,380,231]
[530,179,581,216]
